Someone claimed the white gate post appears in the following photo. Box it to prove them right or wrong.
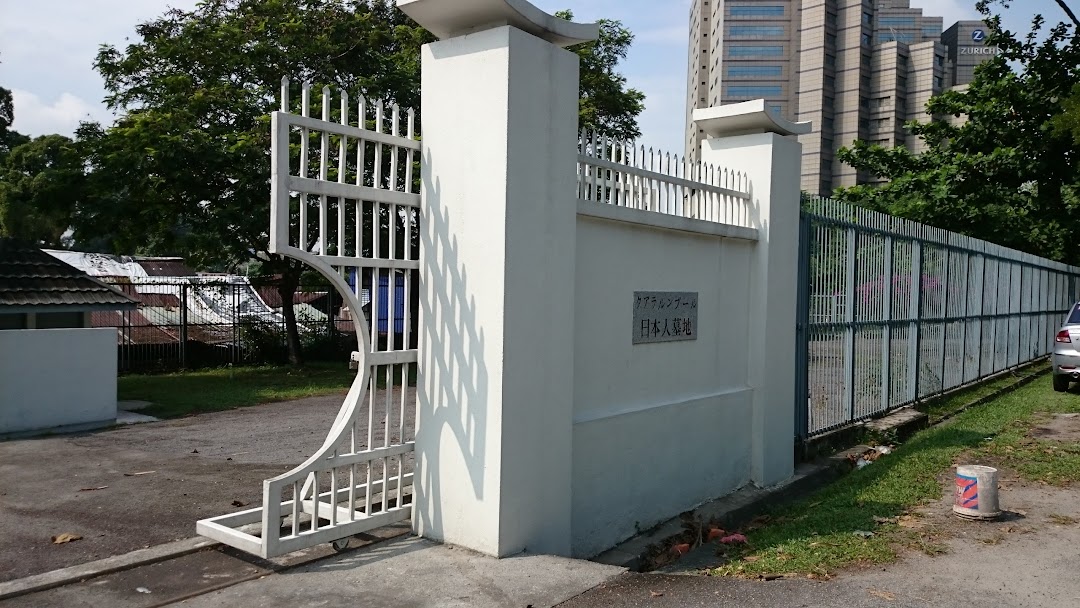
[694,101,810,487]
[399,0,597,557]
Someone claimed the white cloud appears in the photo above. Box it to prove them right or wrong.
[9,89,108,137]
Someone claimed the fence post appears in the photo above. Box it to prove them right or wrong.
[907,241,922,402]
[180,284,189,369]
[938,249,950,393]
[794,213,811,444]
[694,102,808,487]
[404,1,597,558]
[843,228,856,422]
[881,236,893,413]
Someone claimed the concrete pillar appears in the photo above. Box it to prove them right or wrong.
[400,0,598,557]
[695,101,810,487]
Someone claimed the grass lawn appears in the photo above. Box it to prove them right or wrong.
[709,368,1080,579]
[119,362,355,418]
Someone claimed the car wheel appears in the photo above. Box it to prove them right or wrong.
[1054,374,1069,393]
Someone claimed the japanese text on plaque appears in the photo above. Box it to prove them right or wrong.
[632,291,698,344]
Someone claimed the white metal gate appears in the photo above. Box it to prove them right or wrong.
[197,78,420,558]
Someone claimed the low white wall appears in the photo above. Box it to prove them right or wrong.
[571,206,757,557]
[0,328,118,435]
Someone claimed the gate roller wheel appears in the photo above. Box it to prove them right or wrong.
[331,538,350,552]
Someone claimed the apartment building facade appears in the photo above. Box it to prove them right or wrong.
[685,1,996,195]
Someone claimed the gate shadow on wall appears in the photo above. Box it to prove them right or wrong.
[416,170,489,539]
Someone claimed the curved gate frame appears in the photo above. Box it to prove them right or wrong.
[197,79,420,558]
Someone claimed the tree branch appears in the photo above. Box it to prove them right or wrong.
[1056,0,1080,28]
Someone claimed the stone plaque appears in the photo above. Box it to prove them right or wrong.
[633,291,698,344]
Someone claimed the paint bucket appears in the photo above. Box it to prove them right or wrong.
[953,465,1001,520]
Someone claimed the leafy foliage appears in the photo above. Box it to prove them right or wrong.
[0,135,85,246]
[557,10,646,141]
[835,1,1080,263]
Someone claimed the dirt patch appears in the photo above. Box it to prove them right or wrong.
[1030,412,1080,442]
[900,465,1080,555]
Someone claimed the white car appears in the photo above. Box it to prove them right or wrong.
[1052,303,1080,392]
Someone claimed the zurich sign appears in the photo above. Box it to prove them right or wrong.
[971,29,986,42]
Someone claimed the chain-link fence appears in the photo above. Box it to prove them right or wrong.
[92,278,386,373]
[796,196,1080,439]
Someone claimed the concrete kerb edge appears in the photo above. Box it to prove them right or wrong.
[0,537,218,601]
[592,363,1048,573]
[930,362,1050,426]
[0,523,416,602]
[591,449,857,572]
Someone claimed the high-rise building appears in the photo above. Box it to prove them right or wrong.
[685,1,997,195]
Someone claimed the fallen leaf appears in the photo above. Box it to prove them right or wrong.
[52,533,82,544]
[671,543,691,555]
[743,555,760,563]
[136,587,152,594]
[191,449,199,454]
[231,500,248,508]
[853,530,875,538]
[123,471,156,477]
[868,589,897,601]
[78,486,108,492]
[707,528,725,541]
[650,590,664,597]
[873,516,897,525]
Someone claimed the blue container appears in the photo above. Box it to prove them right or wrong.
[348,269,406,334]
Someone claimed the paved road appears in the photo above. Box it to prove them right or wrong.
[0,387,413,582]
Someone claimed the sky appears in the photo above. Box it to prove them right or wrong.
[0,0,1070,155]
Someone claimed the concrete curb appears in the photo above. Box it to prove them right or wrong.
[930,365,1048,425]
[0,536,217,601]
[0,523,415,602]
[592,446,864,572]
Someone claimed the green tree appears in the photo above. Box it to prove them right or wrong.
[557,10,646,141]
[0,135,85,246]
[81,0,646,366]
[82,0,432,366]
[0,87,30,162]
[835,1,1080,263]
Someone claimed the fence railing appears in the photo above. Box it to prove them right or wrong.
[93,278,405,373]
[576,131,753,226]
[796,196,1080,439]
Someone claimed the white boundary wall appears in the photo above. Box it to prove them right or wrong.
[0,328,118,436]
[408,0,802,559]
[571,206,757,556]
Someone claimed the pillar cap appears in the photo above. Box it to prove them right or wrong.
[397,0,600,48]
[693,100,812,138]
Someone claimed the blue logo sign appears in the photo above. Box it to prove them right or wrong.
[971,29,986,42]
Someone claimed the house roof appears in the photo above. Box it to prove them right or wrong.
[136,258,196,277]
[0,239,139,313]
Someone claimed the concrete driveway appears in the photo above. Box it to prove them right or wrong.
[0,389,412,583]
